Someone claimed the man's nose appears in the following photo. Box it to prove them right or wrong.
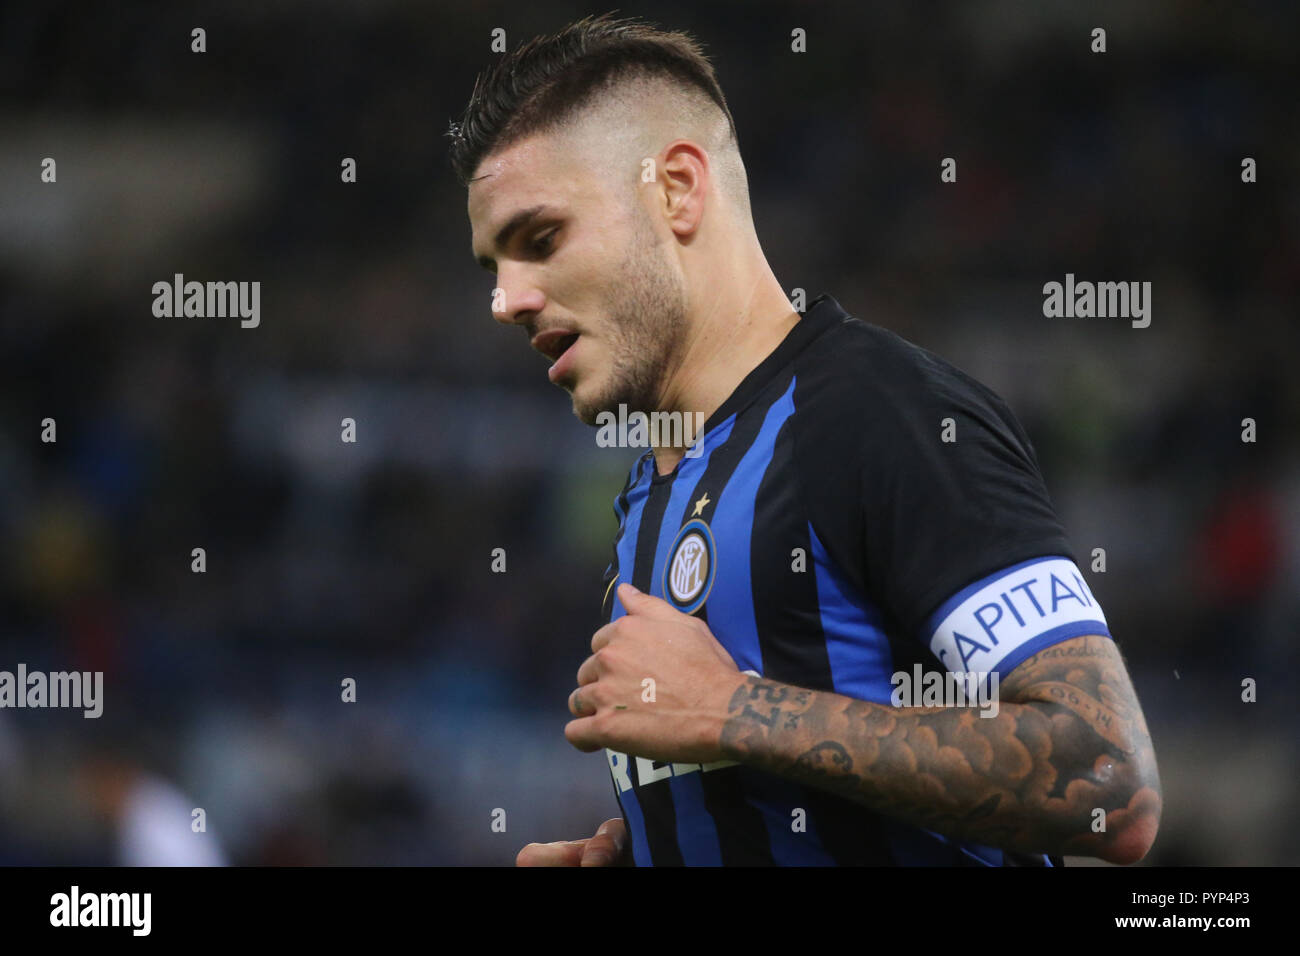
[491,271,545,327]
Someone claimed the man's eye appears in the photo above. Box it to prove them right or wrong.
[531,230,556,254]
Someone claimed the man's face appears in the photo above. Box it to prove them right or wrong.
[468,134,688,424]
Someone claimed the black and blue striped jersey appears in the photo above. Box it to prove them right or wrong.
[599,293,1111,866]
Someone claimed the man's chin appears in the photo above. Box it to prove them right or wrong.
[570,395,605,428]
[569,384,626,428]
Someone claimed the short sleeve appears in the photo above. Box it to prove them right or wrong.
[796,321,1107,675]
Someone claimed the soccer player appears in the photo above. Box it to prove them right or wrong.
[450,14,1161,866]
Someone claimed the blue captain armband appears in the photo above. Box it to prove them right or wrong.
[925,556,1110,677]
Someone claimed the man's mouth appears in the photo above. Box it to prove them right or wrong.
[546,333,581,383]
[530,329,580,362]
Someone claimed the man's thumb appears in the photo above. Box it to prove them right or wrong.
[617,581,677,618]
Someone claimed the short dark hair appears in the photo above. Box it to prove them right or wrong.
[447,13,738,186]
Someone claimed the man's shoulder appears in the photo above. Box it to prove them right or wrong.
[785,304,1071,635]
[791,312,1016,441]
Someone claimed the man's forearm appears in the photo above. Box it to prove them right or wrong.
[715,636,1161,862]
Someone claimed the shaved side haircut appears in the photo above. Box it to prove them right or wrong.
[448,13,753,228]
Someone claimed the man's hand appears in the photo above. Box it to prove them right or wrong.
[564,583,746,763]
[516,818,630,866]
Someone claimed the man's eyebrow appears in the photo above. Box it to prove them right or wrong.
[474,204,553,271]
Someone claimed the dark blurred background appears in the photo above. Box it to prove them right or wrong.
[0,1,1296,865]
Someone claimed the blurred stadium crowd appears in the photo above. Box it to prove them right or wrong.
[0,1,1296,865]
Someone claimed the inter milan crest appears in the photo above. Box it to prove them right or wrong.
[664,515,716,614]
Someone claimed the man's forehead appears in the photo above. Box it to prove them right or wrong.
[468,135,612,256]
[468,152,551,270]
[468,136,561,214]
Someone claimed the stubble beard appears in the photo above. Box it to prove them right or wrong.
[570,212,688,427]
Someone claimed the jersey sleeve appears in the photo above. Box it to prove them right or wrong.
[797,323,1109,677]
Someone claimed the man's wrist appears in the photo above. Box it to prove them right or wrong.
[708,671,753,763]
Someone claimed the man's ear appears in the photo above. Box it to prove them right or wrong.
[657,140,709,240]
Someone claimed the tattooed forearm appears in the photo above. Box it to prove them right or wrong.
[718,635,1161,862]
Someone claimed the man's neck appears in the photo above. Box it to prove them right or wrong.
[650,288,800,477]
